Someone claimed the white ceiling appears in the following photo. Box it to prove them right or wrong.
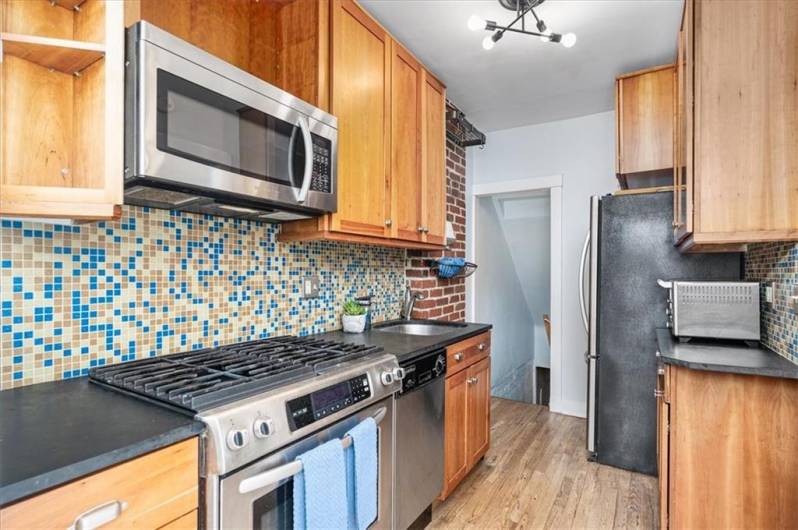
[360,0,683,132]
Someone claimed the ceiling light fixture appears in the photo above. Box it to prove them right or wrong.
[468,0,576,50]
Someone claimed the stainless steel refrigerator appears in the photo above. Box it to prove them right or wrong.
[579,192,742,475]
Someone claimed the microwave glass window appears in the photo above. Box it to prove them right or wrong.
[156,69,306,188]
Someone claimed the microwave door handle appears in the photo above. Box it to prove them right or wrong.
[237,406,388,495]
[295,116,313,203]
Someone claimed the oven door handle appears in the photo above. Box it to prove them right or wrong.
[295,115,313,204]
[237,406,387,495]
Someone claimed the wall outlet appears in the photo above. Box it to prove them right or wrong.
[303,274,321,299]
[764,282,775,304]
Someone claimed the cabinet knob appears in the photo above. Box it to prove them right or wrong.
[454,353,463,362]
[385,219,393,226]
[423,226,430,233]
[657,367,665,376]
[467,377,479,385]
[478,343,486,351]
[654,389,664,398]
[417,226,425,232]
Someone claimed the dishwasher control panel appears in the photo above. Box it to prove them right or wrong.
[399,349,446,395]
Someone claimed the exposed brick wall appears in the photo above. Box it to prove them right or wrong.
[406,137,467,321]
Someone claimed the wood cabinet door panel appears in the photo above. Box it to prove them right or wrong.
[390,41,422,241]
[617,65,675,175]
[330,0,389,237]
[466,356,491,468]
[422,71,446,245]
[693,0,798,238]
[0,439,198,529]
[442,368,469,499]
[670,367,798,529]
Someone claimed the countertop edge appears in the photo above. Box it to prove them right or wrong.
[0,421,204,507]
[398,324,493,360]
[656,328,798,380]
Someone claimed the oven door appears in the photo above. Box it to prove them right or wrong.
[217,397,393,530]
[131,39,336,212]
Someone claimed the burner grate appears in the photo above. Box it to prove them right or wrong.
[89,336,384,411]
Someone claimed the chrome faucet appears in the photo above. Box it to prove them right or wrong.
[400,287,425,320]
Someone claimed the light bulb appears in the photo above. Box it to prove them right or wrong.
[468,14,486,32]
[482,34,495,50]
[561,32,577,48]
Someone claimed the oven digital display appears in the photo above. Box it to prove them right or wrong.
[311,381,351,410]
[286,374,372,431]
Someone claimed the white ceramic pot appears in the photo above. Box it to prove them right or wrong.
[342,314,367,333]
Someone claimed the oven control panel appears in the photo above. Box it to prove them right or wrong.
[309,136,332,194]
[286,374,371,431]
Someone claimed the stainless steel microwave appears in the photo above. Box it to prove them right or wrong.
[124,22,337,222]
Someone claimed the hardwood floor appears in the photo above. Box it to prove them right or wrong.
[430,398,658,530]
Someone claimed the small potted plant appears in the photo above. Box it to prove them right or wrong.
[342,299,367,333]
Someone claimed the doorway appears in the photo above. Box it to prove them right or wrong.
[468,176,562,407]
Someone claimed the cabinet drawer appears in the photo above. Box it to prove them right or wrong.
[447,332,490,375]
[0,438,198,529]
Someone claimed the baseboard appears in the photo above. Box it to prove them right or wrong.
[549,398,586,418]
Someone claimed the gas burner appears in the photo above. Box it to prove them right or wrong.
[89,336,384,412]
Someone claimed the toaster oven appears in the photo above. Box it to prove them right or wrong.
[657,280,760,341]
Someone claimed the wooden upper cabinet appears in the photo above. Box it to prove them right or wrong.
[615,64,675,185]
[329,0,390,238]
[677,0,798,250]
[421,71,447,245]
[390,41,423,242]
[672,1,692,245]
[0,0,124,220]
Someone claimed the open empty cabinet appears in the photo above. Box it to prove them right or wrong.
[1,0,123,220]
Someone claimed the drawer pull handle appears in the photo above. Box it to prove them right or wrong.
[68,500,128,530]
[478,343,486,351]
[454,353,463,362]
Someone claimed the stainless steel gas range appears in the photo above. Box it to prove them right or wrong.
[90,337,402,529]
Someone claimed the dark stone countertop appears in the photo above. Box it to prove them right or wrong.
[656,328,798,379]
[318,320,493,363]
[0,320,490,507]
[0,378,204,507]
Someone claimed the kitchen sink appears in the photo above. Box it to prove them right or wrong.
[375,321,465,336]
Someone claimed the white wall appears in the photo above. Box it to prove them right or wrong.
[474,197,536,402]
[467,111,617,417]
[495,194,551,368]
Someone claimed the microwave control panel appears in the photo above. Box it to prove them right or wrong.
[310,136,333,194]
[286,374,370,431]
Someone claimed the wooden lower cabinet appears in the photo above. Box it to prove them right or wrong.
[440,332,491,500]
[0,438,199,529]
[658,365,798,528]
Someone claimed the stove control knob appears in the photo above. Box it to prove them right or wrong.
[253,418,274,439]
[380,371,394,386]
[226,429,249,450]
[433,355,446,377]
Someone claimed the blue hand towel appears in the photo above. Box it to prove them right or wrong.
[293,439,349,530]
[344,417,378,530]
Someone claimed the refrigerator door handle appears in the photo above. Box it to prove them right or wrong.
[586,195,600,456]
[579,231,590,334]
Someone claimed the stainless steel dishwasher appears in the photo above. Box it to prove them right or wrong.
[393,348,446,530]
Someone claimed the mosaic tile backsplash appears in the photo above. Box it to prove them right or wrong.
[745,242,798,364]
[0,206,406,390]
